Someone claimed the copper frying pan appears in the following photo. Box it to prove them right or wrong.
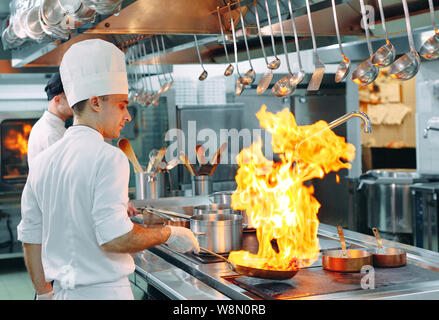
[372,227,406,267]
[199,247,298,280]
[322,226,373,272]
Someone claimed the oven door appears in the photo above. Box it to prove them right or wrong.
[0,111,43,194]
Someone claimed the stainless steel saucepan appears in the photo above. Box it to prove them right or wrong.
[191,214,242,254]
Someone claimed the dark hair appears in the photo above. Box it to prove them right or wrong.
[71,95,108,116]
[45,72,64,101]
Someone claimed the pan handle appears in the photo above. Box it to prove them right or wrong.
[372,227,383,249]
[337,226,348,256]
[145,208,177,222]
[199,247,230,263]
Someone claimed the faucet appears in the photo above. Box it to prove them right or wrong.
[423,126,439,138]
[328,111,372,133]
[295,111,371,150]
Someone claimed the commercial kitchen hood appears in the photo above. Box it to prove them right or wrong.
[1,0,439,72]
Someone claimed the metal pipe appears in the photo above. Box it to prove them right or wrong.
[296,111,371,151]
[328,111,372,133]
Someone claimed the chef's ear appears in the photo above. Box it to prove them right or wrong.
[89,96,101,112]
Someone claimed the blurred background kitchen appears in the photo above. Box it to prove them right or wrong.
[1,0,439,300]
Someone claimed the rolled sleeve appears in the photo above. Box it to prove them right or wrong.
[92,148,134,246]
[18,181,43,244]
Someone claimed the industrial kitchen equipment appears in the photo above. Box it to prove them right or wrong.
[357,169,430,244]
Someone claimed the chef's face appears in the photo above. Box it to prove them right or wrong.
[98,94,131,139]
[56,93,73,120]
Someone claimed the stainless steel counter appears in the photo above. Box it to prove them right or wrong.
[132,221,439,300]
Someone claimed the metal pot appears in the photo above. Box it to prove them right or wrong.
[208,191,252,228]
[359,169,428,236]
[193,204,235,215]
[194,203,251,229]
[191,214,242,254]
[191,175,212,196]
[135,172,166,200]
[209,191,235,205]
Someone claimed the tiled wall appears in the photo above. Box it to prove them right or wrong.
[416,61,439,174]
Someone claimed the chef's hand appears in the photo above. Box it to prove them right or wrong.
[36,291,54,300]
[165,226,200,254]
[127,201,138,217]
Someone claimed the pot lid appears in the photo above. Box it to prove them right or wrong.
[360,169,429,184]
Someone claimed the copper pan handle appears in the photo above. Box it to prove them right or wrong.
[337,226,348,256]
[372,227,383,249]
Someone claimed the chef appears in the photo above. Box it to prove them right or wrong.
[27,72,73,166]
[17,39,199,300]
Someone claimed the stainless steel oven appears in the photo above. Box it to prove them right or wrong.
[0,111,43,194]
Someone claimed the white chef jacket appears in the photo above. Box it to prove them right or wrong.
[27,111,66,166]
[18,125,135,289]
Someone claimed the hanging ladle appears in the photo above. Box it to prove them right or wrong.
[150,36,165,106]
[419,0,439,60]
[271,0,295,97]
[388,0,420,80]
[217,6,234,76]
[287,0,305,86]
[155,35,171,94]
[254,0,272,94]
[264,0,281,70]
[139,40,152,106]
[193,34,208,81]
[237,0,256,85]
[371,0,395,67]
[160,35,174,91]
[331,0,351,82]
[350,0,379,85]
[228,2,245,96]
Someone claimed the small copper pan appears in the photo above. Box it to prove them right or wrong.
[322,226,373,272]
[372,228,406,267]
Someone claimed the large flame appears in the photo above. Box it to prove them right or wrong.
[4,123,32,157]
[229,105,355,271]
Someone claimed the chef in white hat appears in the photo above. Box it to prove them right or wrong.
[27,71,73,167]
[17,39,199,300]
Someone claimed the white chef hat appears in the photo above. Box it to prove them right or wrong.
[60,39,128,107]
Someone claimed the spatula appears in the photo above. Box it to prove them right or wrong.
[118,138,143,173]
[208,142,228,176]
[305,0,325,91]
[179,151,197,176]
[196,145,207,165]
[152,147,167,174]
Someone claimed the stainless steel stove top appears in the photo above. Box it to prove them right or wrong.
[135,224,439,300]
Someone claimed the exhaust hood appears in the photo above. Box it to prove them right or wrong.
[2,0,439,72]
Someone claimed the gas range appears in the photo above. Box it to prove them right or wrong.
[141,224,439,300]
